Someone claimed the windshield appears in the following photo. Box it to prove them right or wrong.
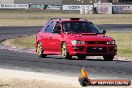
[62,21,102,34]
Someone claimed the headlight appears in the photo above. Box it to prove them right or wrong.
[71,40,85,45]
[106,41,115,44]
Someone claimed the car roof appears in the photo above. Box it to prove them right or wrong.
[50,18,90,22]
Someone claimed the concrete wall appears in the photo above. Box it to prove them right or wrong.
[62,0,112,5]
[0,0,14,4]
[62,0,95,5]
[14,0,62,5]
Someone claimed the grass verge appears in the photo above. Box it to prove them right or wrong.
[0,9,132,26]
[107,32,132,58]
[2,32,132,59]
[2,35,35,49]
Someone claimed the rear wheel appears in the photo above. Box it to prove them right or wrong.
[77,55,86,60]
[36,42,47,58]
[103,55,114,61]
[61,43,72,59]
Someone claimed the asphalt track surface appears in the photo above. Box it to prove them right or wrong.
[0,24,132,80]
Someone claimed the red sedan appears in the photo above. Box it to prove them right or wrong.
[35,18,117,60]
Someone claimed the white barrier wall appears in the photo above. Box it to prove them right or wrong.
[62,5,81,10]
[0,4,131,14]
[80,5,85,14]
[0,4,29,9]
[96,3,112,14]
[62,5,93,14]
[46,5,62,10]
[62,5,93,11]
[113,5,132,14]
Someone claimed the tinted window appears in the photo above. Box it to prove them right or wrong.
[45,22,55,33]
[41,21,51,32]
[62,21,101,34]
[52,21,61,33]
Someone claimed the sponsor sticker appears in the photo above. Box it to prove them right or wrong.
[0,4,29,9]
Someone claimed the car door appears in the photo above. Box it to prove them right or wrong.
[50,22,62,52]
[41,21,55,52]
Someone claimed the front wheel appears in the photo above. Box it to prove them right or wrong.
[103,55,114,61]
[61,43,72,59]
[36,42,47,58]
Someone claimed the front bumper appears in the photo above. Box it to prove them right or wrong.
[67,44,117,56]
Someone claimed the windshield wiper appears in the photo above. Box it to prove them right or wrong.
[81,33,97,35]
[96,33,102,34]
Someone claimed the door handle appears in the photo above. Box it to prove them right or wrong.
[40,35,43,38]
[50,36,52,39]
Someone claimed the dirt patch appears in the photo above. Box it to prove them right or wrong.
[0,69,81,88]
[0,78,78,88]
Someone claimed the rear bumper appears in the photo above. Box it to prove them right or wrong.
[67,44,117,56]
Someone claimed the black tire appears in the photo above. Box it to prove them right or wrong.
[77,55,86,60]
[61,42,72,59]
[103,55,114,61]
[36,42,47,58]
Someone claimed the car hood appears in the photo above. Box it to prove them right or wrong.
[65,33,114,41]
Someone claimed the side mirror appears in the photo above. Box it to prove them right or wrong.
[39,28,42,32]
[102,30,106,34]
[53,26,61,34]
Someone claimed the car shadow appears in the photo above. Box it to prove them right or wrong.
[112,60,131,62]
[46,56,131,62]
[1,56,131,65]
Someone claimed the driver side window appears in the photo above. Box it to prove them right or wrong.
[53,22,61,33]
[45,22,55,33]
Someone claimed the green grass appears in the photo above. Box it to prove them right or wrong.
[107,32,132,58]
[0,9,132,26]
[3,35,35,48]
[2,32,132,58]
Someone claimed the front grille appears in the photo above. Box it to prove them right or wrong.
[109,46,116,52]
[87,47,107,53]
[86,41,106,44]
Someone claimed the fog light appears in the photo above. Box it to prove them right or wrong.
[73,46,80,50]
[73,46,84,51]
